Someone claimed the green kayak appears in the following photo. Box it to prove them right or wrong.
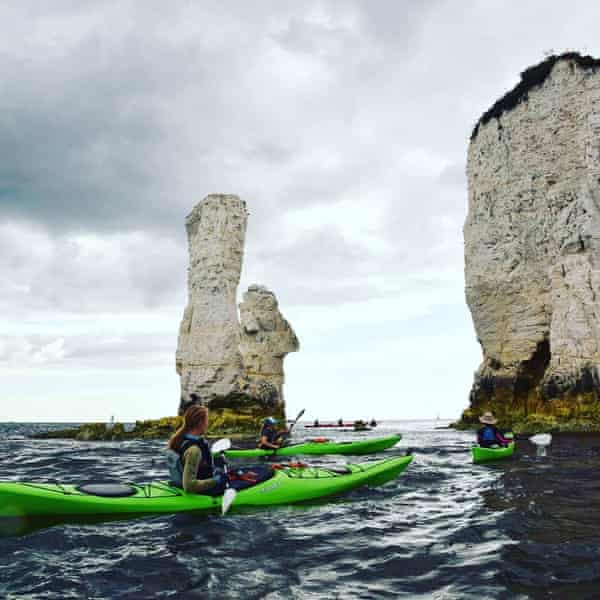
[472,442,515,464]
[0,456,412,519]
[222,434,401,458]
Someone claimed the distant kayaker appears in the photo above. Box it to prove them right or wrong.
[167,405,228,493]
[477,412,511,448]
[258,417,289,450]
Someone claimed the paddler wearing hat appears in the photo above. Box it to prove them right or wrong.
[477,412,511,448]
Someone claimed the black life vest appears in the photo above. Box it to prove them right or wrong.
[178,434,214,480]
[259,425,278,448]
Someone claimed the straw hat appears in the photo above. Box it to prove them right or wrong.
[479,411,497,425]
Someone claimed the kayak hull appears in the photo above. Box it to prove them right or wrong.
[472,442,515,464]
[224,434,401,458]
[0,456,412,519]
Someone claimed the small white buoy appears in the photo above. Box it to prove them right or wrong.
[529,433,552,457]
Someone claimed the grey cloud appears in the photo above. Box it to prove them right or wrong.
[242,141,297,166]
[0,1,448,237]
[0,223,186,314]
[4,1,600,420]
[438,163,466,188]
[244,228,379,306]
[0,333,174,367]
[256,228,365,277]
[1,0,600,320]
[0,36,192,233]
[247,226,463,308]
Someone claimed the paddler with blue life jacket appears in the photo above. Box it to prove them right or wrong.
[166,405,229,493]
[258,416,289,450]
[477,411,511,448]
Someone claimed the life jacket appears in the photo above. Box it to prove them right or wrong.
[258,425,278,448]
[166,434,214,488]
[479,425,497,443]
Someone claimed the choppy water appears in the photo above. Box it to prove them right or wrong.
[1,421,599,598]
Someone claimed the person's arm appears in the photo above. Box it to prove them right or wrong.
[182,446,218,494]
[260,434,280,449]
[274,428,290,441]
[495,430,510,444]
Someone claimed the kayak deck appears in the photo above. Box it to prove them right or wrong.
[223,434,401,458]
[472,442,515,464]
[0,456,412,519]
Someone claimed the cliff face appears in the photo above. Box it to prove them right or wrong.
[462,54,600,428]
[176,194,298,416]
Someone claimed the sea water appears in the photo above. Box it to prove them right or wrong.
[1,421,599,598]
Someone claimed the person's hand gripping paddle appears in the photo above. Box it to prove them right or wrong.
[211,438,236,515]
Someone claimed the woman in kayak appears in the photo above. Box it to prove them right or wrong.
[477,412,511,447]
[168,405,228,493]
[258,417,289,450]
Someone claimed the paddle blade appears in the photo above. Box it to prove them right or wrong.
[529,433,552,447]
[287,408,305,432]
[211,438,231,454]
[294,408,306,422]
[222,488,237,516]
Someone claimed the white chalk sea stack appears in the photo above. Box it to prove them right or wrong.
[176,194,298,414]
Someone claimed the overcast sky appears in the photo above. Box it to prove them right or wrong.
[1,1,599,422]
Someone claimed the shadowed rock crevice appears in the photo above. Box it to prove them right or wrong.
[466,340,551,423]
[517,339,551,398]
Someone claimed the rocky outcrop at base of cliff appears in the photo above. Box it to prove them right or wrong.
[32,404,286,441]
[460,52,600,430]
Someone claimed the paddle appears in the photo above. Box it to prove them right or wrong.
[280,408,305,447]
[288,408,305,434]
[529,432,552,457]
[211,438,236,515]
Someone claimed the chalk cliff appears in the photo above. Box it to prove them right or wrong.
[176,194,298,415]
[461,53,600,429]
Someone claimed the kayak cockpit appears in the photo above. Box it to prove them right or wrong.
[77,484,137,498]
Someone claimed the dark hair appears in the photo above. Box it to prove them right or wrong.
[168,405,208,450]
